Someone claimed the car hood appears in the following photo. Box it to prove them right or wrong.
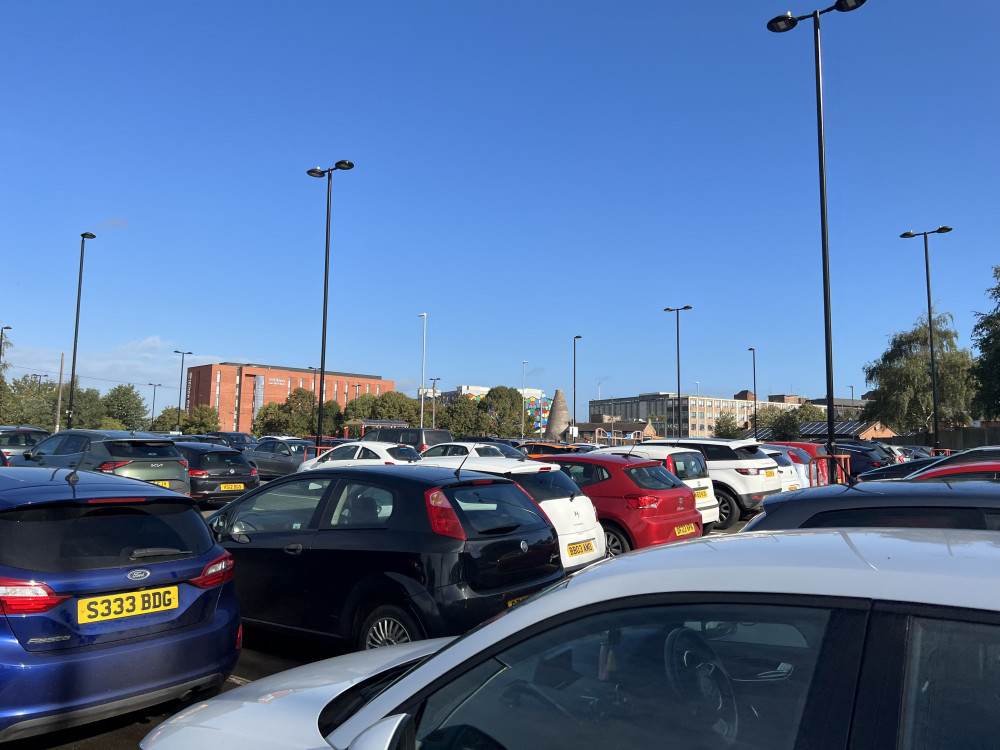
[141,638,453,750]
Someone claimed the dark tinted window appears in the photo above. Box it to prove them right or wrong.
[670,451,708,480]
[0,430,48,447]
[801,506,992,530]
[624,464,684,490]
[197,451,250,469]
[256,440,276,452]
[701,443,737,461]
[58,435,90,454]
[735,446,771,461]
[107,440,182,459]
[510,469,581,501]
[444,482,545,533]
[387,446,421,461]
[400,430,420,445]
[0,500,213,572]
[558,462,611,487]
[768,452,793,467]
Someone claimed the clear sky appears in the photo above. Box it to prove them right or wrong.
[2,1,997,418]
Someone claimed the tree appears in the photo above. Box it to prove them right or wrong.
[152,407,188,432]
[479,386,524,438]
[374,392,419,424]
[751,404,785,430]
[187,405,221,434]
[712,413,742,439]
[61,383,105,429]
[285,388,317,436]
[795,403,826,423]
[102,384,147,430]
[99,416,127,430]
[343,393,377,422]
[253,402,291,436]
[863,311,977,433]
[770,411,801,441]
[441,396,488,436]
[318,399,342,437]
[973,266,1000,419]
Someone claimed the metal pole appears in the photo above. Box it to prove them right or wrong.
[55,353,64,431]
[174,350,191,430]
[675,310,681,437]
[68,233,94,428]
[573,336,581,437]
[749,348,758,440]
[419,313,427,428]
[148,383,160,430]
[521,361,527,439]
[317,170,333,442]
[430,377,440,430]
[923,232,940,449]
[0,326,9,422]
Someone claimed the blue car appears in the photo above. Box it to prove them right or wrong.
[0,467,241,743]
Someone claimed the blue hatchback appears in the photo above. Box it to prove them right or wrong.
[0,467,241,743]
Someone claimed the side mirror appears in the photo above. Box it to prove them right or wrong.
[280,448,291,456]
[349,714,415,750]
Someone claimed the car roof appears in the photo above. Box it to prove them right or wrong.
[269,464,513,487]
[591,444,696,456]
[646,437,761,449]
[57,429,169,439]
[544,453,659,468]
[764,478,1000,510]
[0,426,49,432]
[0,466,186,509]
[418,456,556,474]
[347,441,416,450]
[174,442,242,453]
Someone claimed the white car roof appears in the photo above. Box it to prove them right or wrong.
[590,444,697,457]
[351,441,418,451]
[646,437,762,449]
[417,456,559,474]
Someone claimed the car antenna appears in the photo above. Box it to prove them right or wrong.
[454,448,474,481]
[63,440,94,493]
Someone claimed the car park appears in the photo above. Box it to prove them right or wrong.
[242,437,314,478]
[417,456,606,572]
[298,440,422,472]
[358,427,453,452]
[203,465,564,651]
[0,425,50,464]
[836,443,890,478]
[588,443,720,534]
[644,438,780,530]
[761,443,812,487]
[770,441,833,485]
[0,467,240,744]
[21,429,191,494]
[208,431,259,452]
[172,442,260,507]
[544,453,701,555]
[143,526,1000,750]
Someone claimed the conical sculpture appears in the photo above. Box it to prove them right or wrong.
[544,389,571,442]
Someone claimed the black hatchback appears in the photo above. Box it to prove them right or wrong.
[173,443,260,507]
[206,465,564,651]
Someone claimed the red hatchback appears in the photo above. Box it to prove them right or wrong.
[545,454,702,555]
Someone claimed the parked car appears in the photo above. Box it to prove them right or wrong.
[762,447,801,493]
[644,438,781,530]
[438,439,527,458]
[21,430,191,495]
[836,443,891,478]
[0,467,240,744]
[243,437,314,479]
[743,479,1000,532]
[203,466,565,651]
[899,445,934,460]
[761,443,812,488]
[0,451,6,467]
[588,443,719,534]
[208,431,259,452]
[417,456,606,572]
[143,527,1000,750]
[544,454,702,555]
[298,441,422,472]
[172,443,260,507]
[453,436,528,451]
[358,428,453,452]
[856,455,941,481]
[770,441,833,485]
[518,441,581,458]
[0,426,50,464]
[906,460,1000,483]
[420,441,510,459]
[167,434,229,446]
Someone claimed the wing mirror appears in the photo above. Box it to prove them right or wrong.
[349,714,415,750]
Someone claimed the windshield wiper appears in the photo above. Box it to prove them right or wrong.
[130,547,192,559]
[479,524,521,535]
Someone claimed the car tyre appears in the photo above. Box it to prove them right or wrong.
[701,522,716,536]
[358,604,422,651]
[602,523,632,556]
[714,488,741,531]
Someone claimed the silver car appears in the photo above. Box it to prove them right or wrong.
[243,437,313,478]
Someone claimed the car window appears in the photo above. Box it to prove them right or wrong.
[422,445,449,457]
[767,451,793,467]
[107,441,180,459]
[511,469,581,501]
[624,464,684,490]
[443,482,543,533]
[288,442,310,455]
[387,446,421,461]
[473,445,505,458]
[327,482,393,527]
[671,451,708,480]
[701,443,736,461]
[0,431,47,447]
[411,602,838,750]
[558,462,608,488]
[198,451,250,469]
[400,430,420,445]
[736,446,771,461]
[31,434,63,456]
[257,440,276,452]
[231,477,333,533]
[57,435,90,455]
[322,444,359,462]
[801,507,994,530]
[359,447,380,460]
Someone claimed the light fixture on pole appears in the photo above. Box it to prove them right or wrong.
[148,383,162,430]
[664,306,693,437]
[418,313,427,428]
[0,325,11,422]
[67,232,96,429]
[900,225,953,451]
[429,377,441,430]
[521,360,528,439]
[573,335,582,437]
[748,347,758,440]
[695,381,700,397]
[173,350,192,431]
[848,384,854,401]
[307,159,354,446]
[767,0,866,459]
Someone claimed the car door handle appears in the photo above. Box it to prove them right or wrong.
[283,543,303,555]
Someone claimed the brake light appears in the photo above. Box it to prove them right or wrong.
[188,469,210,477]
[95,460,131,472]
[86,497,148,504]
[871,461,886,469]
[189,552,236,589]
[513,482,553,525]
[419,444,428,452]
[0,578,69,614]
[624,495,660,509]
[663,455,676,474]
[178,459,188,469]
[250,468,258,476]
[236,623,243,650]
[735,468,760,476]
[424,488,466,540]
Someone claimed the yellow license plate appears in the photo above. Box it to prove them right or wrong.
[507,595,529,608]
[567,540,595,558]
[149,480,170,488]
[695,489,707,499]
[78,586,179,624]
[789,485,799,491]
[675,523,697,537]
[765,470,775,477]
[220,483,245,491]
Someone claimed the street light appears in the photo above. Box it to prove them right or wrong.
[67,232,96,428]
[173,350,192,431]
[429,377,441,429]
[900,225,953,450]
[573,335,582,437]
[767,0,866,458]
[664,306,693,437]
[521,360,528,439]
[148,383,162,430]
[308,366,318,438]
[418,313,427,428]
[0,325,10,421]
[307,159,354,445]
[748,347,758,440]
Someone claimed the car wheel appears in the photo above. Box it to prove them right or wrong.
[602,523,632,556]
[714,488,740,531]
[701,522,716,536]
[358,604,422,650]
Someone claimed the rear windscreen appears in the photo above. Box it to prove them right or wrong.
[444,483,545,533]
[387,446,421,461]
[107,441,182,459]
[198,451,251,469]
[510,470,581,501]
[0,501,213,572]
[735,446,772,461]
[768,452,793,467]
[671,452,708,480]
[624,464,684,490]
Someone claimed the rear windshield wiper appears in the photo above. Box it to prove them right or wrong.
[130,547,192,559]
[478,524,521,535]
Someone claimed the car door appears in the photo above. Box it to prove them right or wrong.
[249,439,275,475]
[23,433,67,467]
[45,433,92,469]
[557,461,613,518]
[220,475,335,628]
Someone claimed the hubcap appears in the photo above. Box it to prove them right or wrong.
[605,530,625,556]
[365,617,412,649]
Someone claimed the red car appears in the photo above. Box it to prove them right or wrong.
[907,460,1000,482]
[544,454,702,555]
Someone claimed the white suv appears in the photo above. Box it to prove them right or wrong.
[643,438,780,530]
[588,444,720,534]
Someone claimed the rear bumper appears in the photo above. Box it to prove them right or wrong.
[629,510,703,548]
[737,487,780,511]
[190,477,260,503]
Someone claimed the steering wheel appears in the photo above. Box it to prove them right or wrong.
[664,627,738,741]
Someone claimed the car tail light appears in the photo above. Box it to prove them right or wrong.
[189,552,236,589]
[384,462,395,465]
[663,455,676,474]
[871,461,886,469]
[0,578,69,614]
[86,497,149,504]
[624,495,660,509]
[236,623,243,650]
[513,482,554,526]
[735,468,760,476]
[178,459,188,469]
[189,469,210,477]
[95,460,131,472]
[249,468,258,476]
[424,488,466,540]
[419,444,428,452]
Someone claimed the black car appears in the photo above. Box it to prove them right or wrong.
[173,443,260,507]
[856,456,940,481]
[167,434,230,447]
[205,465,564,651]
[743,479,1000,532]
[836,443,891,478]
[358,428,453,452]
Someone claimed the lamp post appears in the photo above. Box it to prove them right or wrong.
[572,335,582,438]
[0,325,10,421]
[429,377,441,429]
[307,160,354,446]
[695,381,700,397]
[848,384,854,406]
[148,383,162,430]
[308,366,318,438]
[767,0,866,458]
[664,306,692,437]
[418,313,427,428]
[748,347,758,439]
[67,232,96,428]
[521,360,528,439]
[901,225,953,450]
[173,350,192,431]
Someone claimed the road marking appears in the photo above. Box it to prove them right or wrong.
[227,675,252,686]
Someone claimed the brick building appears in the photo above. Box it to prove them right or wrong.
[185,362,395,433]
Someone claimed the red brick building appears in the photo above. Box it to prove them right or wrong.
[185,362,395,433]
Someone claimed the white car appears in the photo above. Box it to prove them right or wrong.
[297,441,421,472]
[588,444,720,534]
[418,456,606,572]
[762,447,802,493]
[421,441,514,459]
[762,444,811,490]
[142,527,1000,750]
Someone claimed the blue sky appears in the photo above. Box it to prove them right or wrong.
[2,1,997,418]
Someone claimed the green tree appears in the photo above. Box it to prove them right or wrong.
[479,386,524,438]
[795,403,826,423]
[770,410,801,441]
[101,384,147,430]
[973,266,1000,419]
[253,402,291,436]
[152,407,188,432]
[318,399,341,437]
[343,393,377,422]
[863,312,977,432]
[187,405,221,434]
[99,416,127,430]
[752,404,785,430]
[285,388,317,436]
[712,412,742,438]
[4,375,59,430]
[440,396,487,436]
[62,383,105,429]
[375,391,419,424]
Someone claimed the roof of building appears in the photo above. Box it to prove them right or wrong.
[744,421,886,441]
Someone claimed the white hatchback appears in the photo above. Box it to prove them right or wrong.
[297,441,422,472]
[418,456,606,572]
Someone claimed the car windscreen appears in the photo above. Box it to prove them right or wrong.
[197,451,251,469]
[443,482,546,533]
[509,469,581,501]
[387,446,421,461]
[624,464,685,490]
[107,440,182,459]
[0,500,213,572]
[670,451,708,480]
[495,444,527,458]
[767,452,793,467]
[735,446,772,461]
[288,442,311,455]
